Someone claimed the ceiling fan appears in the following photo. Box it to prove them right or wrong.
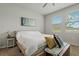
[42,3,55,8]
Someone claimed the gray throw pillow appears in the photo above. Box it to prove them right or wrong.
[55,34,65,47]
[53,34,61,48]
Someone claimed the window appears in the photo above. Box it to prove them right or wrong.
[52,16,63,32]
[51,11,79,32]
[66,11,79,29]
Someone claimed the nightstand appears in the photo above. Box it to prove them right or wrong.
[7,37,16,48]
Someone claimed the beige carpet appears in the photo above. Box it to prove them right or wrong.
[0,46,23,56]
[70,45,79,56]
[0,45,79,56]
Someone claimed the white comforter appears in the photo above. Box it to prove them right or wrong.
[16,31,46,56]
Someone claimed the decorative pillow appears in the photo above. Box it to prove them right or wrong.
[53,34,61,48]
[45,36,56,49]
[55,34,66,47]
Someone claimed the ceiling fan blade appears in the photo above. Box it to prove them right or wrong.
[42,3,47,8]
[52,3,55,6]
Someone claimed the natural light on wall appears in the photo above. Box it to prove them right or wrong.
[52,16,62,24]
[52,16,63,32]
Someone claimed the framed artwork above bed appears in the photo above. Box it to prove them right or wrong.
[21,17,36,26]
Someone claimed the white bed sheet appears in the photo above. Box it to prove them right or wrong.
[16,31,46,56]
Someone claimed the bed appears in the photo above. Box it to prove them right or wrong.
[16,31,48,56]
[16,31,70,56]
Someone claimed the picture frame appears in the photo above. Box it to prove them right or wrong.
[21,17,36,26]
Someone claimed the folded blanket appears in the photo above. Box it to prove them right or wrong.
[45,42,67,56]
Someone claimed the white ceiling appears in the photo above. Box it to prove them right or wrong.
[14,3,75,15]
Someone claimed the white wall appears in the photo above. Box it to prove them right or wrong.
[44,4,79,46]
[0,4,44,48]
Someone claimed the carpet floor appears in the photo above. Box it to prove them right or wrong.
[70,45,79,56]
[0,46,23,56]
[0,45,79,56]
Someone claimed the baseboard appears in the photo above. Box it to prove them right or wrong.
[70,43,79,46]
[0,46,6,49]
